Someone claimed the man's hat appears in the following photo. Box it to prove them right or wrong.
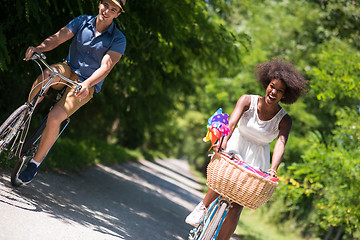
[111,0,126,13]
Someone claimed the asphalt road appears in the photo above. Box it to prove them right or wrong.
[0,158,205,240]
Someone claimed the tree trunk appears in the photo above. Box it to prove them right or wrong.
[324,226,334,240]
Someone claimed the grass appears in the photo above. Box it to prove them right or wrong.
[235,208,306,240]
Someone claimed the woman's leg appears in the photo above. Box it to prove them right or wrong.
[186,188,221,226]
[217,203,243,240]
[203,188,220,207]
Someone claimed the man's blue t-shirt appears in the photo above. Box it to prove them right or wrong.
[65,15,126,93]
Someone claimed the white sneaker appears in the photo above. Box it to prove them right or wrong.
[185,201,207,227]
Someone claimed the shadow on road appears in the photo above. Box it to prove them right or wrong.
[0,158,203,240]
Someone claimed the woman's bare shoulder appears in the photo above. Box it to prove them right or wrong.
[238,94,252,104]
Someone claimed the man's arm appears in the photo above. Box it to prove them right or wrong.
[75,50,123,100]
[25,26,74,61]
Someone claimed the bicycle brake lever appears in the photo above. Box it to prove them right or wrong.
[28,53,39,61]
[75,85,82,93]
[28,53,46,61]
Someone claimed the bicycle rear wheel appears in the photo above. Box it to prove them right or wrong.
[0,104,30,156]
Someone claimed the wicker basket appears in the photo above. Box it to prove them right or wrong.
[206,152,278,210]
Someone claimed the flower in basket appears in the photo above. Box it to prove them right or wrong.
[203,108,230,149]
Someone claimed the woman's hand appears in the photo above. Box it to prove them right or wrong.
[212,139,227,152]
[212,142,220,152]
[267,168,277,178]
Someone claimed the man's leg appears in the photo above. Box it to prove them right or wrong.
[28,62,79,162]
[18,62,74,184]
[18,77,94,184]
[33,105,68,163]
[28,71,51,103]
[28,62,72,103]
[17,105,68,184]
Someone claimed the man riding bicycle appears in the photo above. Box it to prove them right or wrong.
[19,0,126,184]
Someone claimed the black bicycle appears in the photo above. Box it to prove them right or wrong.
[0,53,81,186]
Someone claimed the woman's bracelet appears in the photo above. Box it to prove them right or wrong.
[267,168,277,176]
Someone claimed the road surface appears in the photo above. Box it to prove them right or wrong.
[0,158,241,240]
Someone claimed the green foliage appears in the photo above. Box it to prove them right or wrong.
[333,107,360,150]
[309,39,360,107]
[309,0,360,49]
[42,137,143,171]
[216,0,360,239]
[276,133,360,237]
[0,0,248,150]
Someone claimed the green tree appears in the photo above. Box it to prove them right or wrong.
[0,0,248,151]
[207,0,360,238]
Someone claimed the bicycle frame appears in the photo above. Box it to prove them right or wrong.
[28,53,81,107]
[8,53,81,159]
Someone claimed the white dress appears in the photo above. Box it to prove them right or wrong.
[226,95,287,171]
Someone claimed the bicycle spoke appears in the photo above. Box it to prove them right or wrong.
[0,104,30,156]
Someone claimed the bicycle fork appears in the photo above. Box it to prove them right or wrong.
[189,197,232,240]
[211,200,230,239]
[201,199,231,239]
[7,107,34,160]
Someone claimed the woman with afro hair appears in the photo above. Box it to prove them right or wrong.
[185,58,308,239]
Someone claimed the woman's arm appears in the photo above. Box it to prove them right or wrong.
[214,95,251,151]
[269,114,292,176]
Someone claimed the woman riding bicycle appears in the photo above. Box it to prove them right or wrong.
[186,58,308,240]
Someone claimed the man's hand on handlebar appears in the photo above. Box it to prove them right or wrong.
[24,50,82,94]
[74,82,89,101]
[24,47,43,61]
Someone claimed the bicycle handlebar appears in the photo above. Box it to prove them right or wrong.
[30,53,82,93]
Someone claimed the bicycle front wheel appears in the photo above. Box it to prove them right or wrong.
[0,104,30,156]
[11,155,32,187]
[201,201,228,240]
[11,115,48,187]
